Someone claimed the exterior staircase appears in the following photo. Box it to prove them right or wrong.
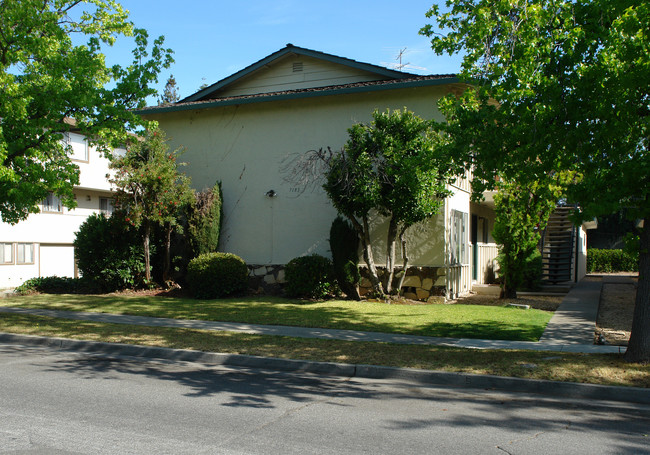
[540,206,576,284]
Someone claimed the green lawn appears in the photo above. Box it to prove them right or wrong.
[0,293,552,341]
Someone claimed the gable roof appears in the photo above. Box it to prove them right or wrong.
[137,44,459,115]
[182,43,421,103]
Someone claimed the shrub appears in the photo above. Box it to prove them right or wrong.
[186,252,248,299]
[284,254,335,299]
[15,276,81,295]
[587,249,638,273]
[329,216,361,299]
[186,183,223,257]
[74,213,148,292]
[520,249,542,291]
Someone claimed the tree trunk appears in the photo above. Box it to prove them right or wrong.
[143,220,151,283]
[162,222,172,283]
[384,217,398,294]
[625,220,650,363]
[346,214,383,296]
[396,226,410,294]
[498,245,518,299]
[361,216,384,296]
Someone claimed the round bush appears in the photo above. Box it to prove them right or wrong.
[74,213,146,291]
[284,254,335,299]
[186,252,248,299]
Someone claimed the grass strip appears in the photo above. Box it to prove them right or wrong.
[0,313,647,388]
[1,294,552,341]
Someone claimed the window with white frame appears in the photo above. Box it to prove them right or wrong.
[1,243,13,264]
[100,197,114,215]
[450,210,469,265]
[63,132,88,162]
[42,192,62,213]
[16,243,34,264]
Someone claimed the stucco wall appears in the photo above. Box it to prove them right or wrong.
[0,140,116,288]
[149,84,455,266]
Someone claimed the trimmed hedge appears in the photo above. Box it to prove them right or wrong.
[15,276,92,295]
[284,254,335,299]
[186,252,248,299]
[587,248,638,273]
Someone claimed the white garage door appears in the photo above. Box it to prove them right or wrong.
[39,245,76,278]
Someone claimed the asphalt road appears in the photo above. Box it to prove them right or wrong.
[0,343,648,454]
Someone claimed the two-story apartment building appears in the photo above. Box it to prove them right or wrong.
[0,132,121,289]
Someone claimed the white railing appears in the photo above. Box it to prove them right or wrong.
[447,264,472,299]
[475,243,499,285]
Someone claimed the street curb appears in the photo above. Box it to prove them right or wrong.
[2,332,649,405]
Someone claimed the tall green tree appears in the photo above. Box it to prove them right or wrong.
[0,0,173,224]
[324,109,459,297]
[109,128,193,283]
[421,0,650,361]
[158,74,180,105]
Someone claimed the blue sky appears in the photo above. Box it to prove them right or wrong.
[104,1,462,103]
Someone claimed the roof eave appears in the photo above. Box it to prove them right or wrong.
[138,76,461,116]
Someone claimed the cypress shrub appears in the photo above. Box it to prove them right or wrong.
[187,182,223,257]
[186,252,248,299]
[329,216,361,299]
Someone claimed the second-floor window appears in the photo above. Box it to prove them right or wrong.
[63,132,88,162]
[100,197,114,215]
[42,193,62,213]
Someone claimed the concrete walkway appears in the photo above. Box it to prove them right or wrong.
[539,277,603,344]
[0,278,624,354]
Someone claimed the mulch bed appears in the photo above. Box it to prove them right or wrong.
[596,278,637,346]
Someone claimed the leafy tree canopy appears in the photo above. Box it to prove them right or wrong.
[324,108,461,296]
[421,0,650,361]
[109,128,193,282]
[0,0,173,224]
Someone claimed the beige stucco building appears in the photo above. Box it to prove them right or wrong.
[139,44,500,299]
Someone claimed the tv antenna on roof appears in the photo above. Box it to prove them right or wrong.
[382,47,427,72]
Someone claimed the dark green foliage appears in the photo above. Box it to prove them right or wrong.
[521,250,543,291]
[15,276,81,295]
[187,183,223,257]
[73,213,147,292]
[492,180,562,298]
[329,216,360,299]
[322,109,457,296]
[587,249,639,273]
[284,255,335,299]
[186,252,248,299]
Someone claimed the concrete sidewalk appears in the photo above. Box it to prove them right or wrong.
[539,277,602,344]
